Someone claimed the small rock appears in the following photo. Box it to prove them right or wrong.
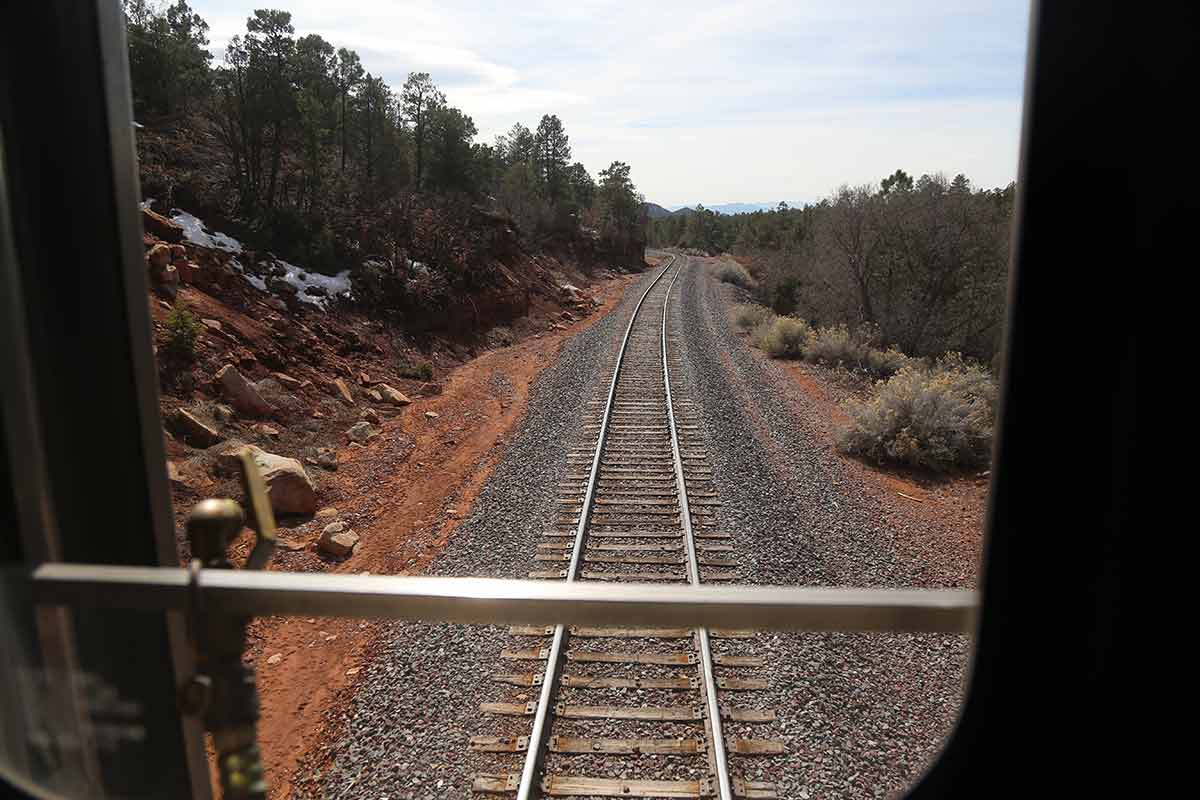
[424,411,439,419]
[170,244,188,263]
[358,371,372,386]
[213,404,235,424]
[366,389,383,402]
[201,318,223,333]
[273,371,304,389]
[316,507,339,518]
[417,382,442,396]
[318,521,359,557]
[361,408,381,425]
[169,407,222,448]
[376,383,411,406]
[346,421,376,443]
[216,364,273,417]
[266,653,283,665]
[315,447,338,469]
[253,423,280,439]
[333,378,354,406]
[142,207,184,243]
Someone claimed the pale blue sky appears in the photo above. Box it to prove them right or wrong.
[189,1,1031,206]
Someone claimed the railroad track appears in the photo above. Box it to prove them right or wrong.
[470,255,783,798]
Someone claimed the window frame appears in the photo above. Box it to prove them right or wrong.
[1,0,1141,798]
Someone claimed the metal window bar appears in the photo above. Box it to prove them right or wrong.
[30,565,977,634]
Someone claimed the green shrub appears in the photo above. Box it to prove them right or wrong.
[732,303,773,331]
[397,356,433,381]
[163,301,201,361]
[837,353,997,471]
[715,261,755,289]
[758,316,811,359]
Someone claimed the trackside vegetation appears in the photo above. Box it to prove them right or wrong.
[730,303,996,472]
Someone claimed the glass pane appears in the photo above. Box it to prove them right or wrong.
[0,568,194,799]
[3,1,1025,797]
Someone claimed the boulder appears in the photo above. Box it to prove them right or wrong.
[318,521,358,557]
[142,207,184,243]
[216,364,273,417]
[366,389,383,403]
[360,408,381,425]
[148,243,173,271]
[346,421,376,443]
[169,408,222,447]
[221,443,316,515]
[376,383,411,406]
[155,265,179,300]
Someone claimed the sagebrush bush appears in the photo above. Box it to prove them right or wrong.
[802,324,864,365]
[802,324,910,377]
[749,314,778,349]
[163,301,201,360]
[715,261,755,289]
[838,353,996,471]
[758,316,811,359]
[732,304,773,330]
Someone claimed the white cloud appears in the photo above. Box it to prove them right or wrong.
[189,0,1030,206]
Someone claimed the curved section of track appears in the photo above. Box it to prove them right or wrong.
[470,255,783,798]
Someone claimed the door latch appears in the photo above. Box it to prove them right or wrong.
[179,450,276,799]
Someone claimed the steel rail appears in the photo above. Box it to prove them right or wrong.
[30,565,978,632]
[516,254,679,800]
[660,258,733,799]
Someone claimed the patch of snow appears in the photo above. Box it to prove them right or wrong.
[170,210,243,253]
[268,257,351,308]
[162,207,354,310]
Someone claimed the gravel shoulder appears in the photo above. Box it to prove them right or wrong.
[673,256,983,798]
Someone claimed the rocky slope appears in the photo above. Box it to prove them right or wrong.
[143,204,617,560]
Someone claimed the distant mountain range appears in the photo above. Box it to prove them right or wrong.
[644,201,804,218]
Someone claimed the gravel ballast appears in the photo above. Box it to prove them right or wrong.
[670,258,973,798]
[296,257,978,799]
[296,268,660,798]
